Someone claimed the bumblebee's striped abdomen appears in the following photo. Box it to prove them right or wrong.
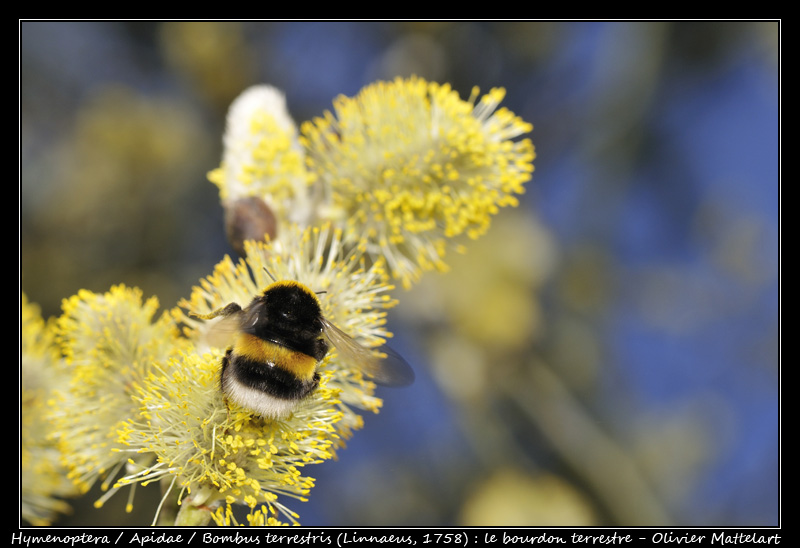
[234,332,318,381]
[221,339,321,418]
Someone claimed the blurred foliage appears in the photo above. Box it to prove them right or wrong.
[20,21,779,527]
[160,21,257,111]
[459,469,599,526]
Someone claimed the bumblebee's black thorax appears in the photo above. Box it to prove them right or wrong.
[245,281,329,360]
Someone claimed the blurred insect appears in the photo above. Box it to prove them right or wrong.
[191,271,414,419]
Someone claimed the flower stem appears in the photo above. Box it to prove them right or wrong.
[173,486,219,526]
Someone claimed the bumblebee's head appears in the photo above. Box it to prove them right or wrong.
[250,280,324,339]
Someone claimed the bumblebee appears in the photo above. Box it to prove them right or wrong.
[192,277,414,419]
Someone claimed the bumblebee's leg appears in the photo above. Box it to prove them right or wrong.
[190,302,243,320]
[224,399,232,429]
[220,348,234,430]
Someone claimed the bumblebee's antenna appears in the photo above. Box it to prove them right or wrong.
[263,267,278,283]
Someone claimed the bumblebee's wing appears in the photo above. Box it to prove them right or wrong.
[190,303,244,348]
[238,302,264,335]
[321,317,415,387]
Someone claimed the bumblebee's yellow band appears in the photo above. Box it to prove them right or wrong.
[235,333,318,381]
